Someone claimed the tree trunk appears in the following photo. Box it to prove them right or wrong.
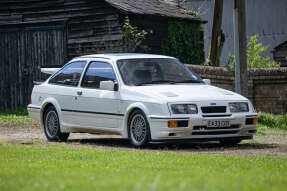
[210,0,223,66]
[234,0,248,97]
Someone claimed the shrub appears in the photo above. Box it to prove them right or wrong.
[162,20,204,65]
[226,35,280,68]
[258,112,287,130]
[122,16,150,52]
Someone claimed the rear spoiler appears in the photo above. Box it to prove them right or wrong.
[33,81,44,85]
[41,68,60,75]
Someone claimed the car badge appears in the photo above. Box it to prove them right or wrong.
[210,103,216,106]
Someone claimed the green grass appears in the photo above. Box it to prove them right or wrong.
[0,108,39,125]
[258,112,287,130]
[0,144,287,191]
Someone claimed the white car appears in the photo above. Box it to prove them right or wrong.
[28,53,258,147]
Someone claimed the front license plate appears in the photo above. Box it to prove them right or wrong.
[207,120,230,128]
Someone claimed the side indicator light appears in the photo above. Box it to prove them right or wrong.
[168,121,178,128]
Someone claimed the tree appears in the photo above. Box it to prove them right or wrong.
[122,17,149,52]
[210,0,223,66]
[234,0,248,97]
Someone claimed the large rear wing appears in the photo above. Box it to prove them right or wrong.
[41,68,60,75]
[33,68,60,85]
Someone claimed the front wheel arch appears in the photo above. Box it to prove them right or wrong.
[127,108,151,147]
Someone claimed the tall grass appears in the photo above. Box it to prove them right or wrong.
[258,112,287,130]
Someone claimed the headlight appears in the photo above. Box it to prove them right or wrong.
[171,104,198,114]
[229,102,249,112]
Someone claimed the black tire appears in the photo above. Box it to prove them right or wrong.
[128,109,151,147]
[219,139,242,146]
[43,106,69,142]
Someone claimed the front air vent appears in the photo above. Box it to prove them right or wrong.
[193,125,239,130]
[201,106,226,113]
[192,130,239,135]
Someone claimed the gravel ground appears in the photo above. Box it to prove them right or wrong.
[0,125,287,157]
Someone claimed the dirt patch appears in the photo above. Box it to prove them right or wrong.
[0,125,287,157]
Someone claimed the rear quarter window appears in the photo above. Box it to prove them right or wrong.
[49,61,86,86]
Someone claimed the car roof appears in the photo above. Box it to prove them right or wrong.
[75,53,175,61]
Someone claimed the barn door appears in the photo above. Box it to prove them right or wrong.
[0,25,67,109]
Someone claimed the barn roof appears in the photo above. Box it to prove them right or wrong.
[105,0,204,22]
[274,40,287,50]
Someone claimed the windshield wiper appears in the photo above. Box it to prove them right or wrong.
[135,80,176,86]
[174,79,202,84]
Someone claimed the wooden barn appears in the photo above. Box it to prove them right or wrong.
[0,0,205,109]
[274,41,287,67]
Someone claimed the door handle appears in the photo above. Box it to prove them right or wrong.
[77,90,82,96]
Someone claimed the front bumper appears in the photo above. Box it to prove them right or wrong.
[148,113,258,141]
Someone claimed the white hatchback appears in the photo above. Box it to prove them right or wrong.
[28,53,258,147]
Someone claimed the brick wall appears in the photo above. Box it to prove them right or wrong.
[186,65,287,114]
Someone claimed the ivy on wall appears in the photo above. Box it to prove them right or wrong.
[162,20,204,65]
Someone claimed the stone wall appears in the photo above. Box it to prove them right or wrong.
[187,65,287,114]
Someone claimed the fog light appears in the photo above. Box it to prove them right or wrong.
[168,121,178,128]
[253,118,258,125]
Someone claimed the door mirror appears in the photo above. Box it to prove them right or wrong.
[203,79,211,85]
[99,81,117,91]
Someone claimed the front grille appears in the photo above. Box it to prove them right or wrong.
[192,130,239,135]
[201,106,226,113]
[193,125,239,130]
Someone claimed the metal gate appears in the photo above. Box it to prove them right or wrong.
[0,25,67,109]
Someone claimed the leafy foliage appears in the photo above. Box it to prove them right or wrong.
[258,112,287,130]
[122,16,150,52]
[162,20,204,65]
[226,35,280,68]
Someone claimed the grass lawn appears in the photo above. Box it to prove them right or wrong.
[0,108,39,126]
[0,144,287,191]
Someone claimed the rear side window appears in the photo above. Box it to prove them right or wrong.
[81,61,116,88]
[49,61,86,86]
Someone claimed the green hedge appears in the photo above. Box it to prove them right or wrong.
[162,20,204,65]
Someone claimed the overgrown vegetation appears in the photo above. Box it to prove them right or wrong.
[0,108,38,125]
[0,144,287,191]
[258,112,287,130]
[162,20,204,65]
[75,16,151,54]
[226,35,280,68]
[122,16,151,52]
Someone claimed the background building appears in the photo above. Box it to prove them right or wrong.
[182,0,287,67]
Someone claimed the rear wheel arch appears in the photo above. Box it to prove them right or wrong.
[41,103,55,125]
[40,99,62,126]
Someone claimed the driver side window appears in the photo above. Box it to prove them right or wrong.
[81,61,116,89]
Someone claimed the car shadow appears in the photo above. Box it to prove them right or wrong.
[66,137,277,152]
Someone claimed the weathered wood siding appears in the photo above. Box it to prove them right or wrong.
[0,25,67,109]
[128,15,169,54]
[0,0,123,109]
[274,41,287,67]
[0,0,123,59]
[0,0,204,109]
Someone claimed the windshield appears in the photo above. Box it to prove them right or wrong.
[117,58,203,86]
